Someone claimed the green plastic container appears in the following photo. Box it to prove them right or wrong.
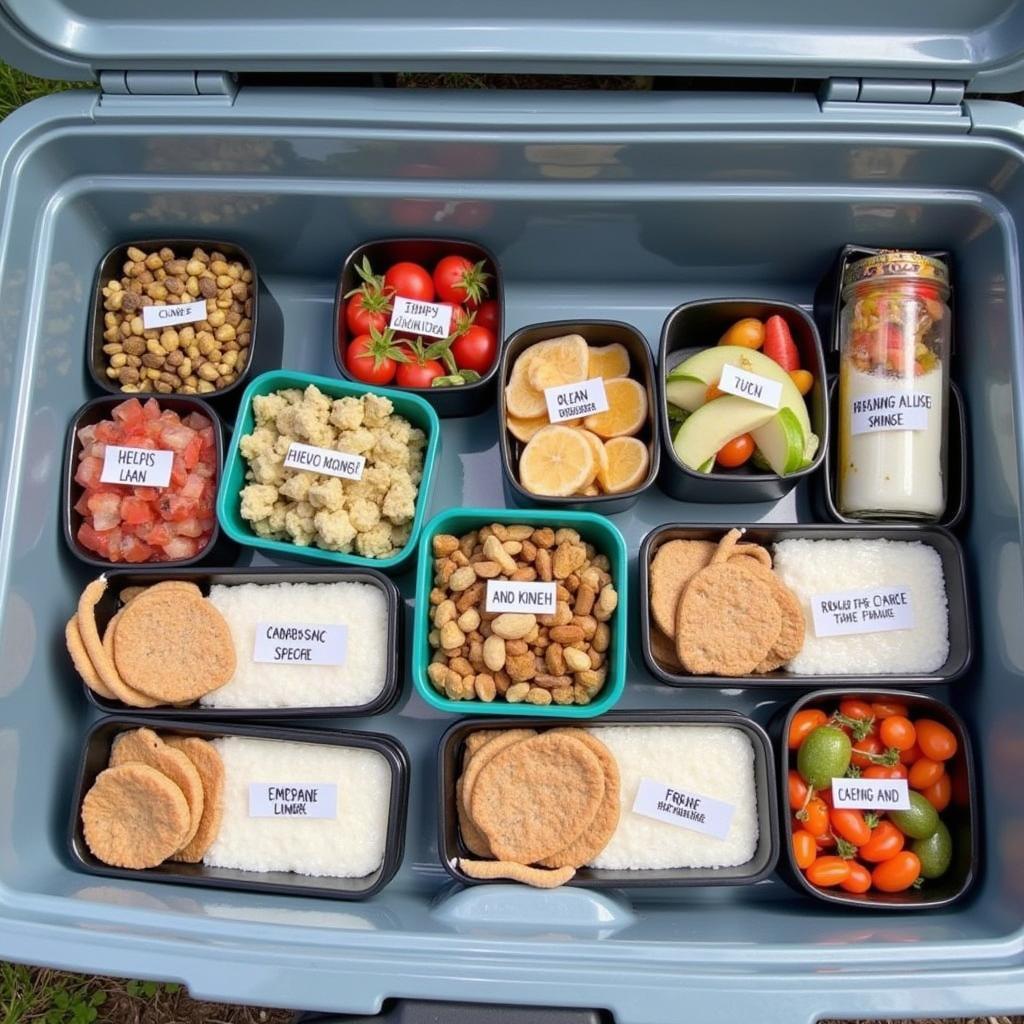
[217,370,441,573]
[413,507,628,717]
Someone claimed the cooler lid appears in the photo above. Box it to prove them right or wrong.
[3,0,1024,91]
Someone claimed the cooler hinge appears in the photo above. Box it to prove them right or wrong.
[818,77,969,127]
[97,71,237,107]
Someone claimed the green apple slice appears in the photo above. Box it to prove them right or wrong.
[672,396,776,471]
[750,407,806,476]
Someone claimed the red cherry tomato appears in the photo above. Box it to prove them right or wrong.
[716,433,754,468]
[345,332,400,385]
[880,715,917,752]
[814,831,836,850]
[805,856,851,888]
[900,742,923,766]
[839,699,874,722]
[395,358,445,389]
[384,261,434,302]
[788,769,809,810]
[871,700,910,719]
[859,821,905,863]
[863,763,908,780]
[839,861,873,894]
[915,719,958,762]
[433,255,490,306]
[345,291,391,338]
[474,298,499,333]
[788,709,828,749]
[922,773,952,812]
[909,758,945,790]
[851,735,884,769]
[829,808,872,847]
[450,324,498,375]
[871,851,922,893]
[792,830,817,870]
[799,798,830,838]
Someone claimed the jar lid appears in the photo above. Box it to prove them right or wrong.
[844,250,949,291]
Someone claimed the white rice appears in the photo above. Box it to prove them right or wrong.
[772,538,949,675]
[204,737,391,878]
[586,725,758,870]
[201,582,389,708]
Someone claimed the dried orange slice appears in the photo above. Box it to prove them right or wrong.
[523,335,589,392]
[507,414,550,443]
[577,428,608,489]
[599,436,650,493]
[587,343,630,380]
[583,377,648,438]
[519,425,595,497]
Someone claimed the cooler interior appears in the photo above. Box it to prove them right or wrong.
[1,86,1023,1021]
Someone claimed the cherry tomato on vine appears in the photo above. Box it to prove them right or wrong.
[716,433,754,468]
[792,830,817,870]
[839,699,874,722]
[396,358,445,389]
[788,769,809,809]
[880,715,917,752]
[345,290,391,338]
[433,255,490,307]
[915,719,958,761]
[922,773,952,812]
[872,851,922,893]
[384,261,434,302]
[839,861,873,894]
[474,298,499,333]
[909,758,945,790]
[829,808,872,846]
[788,708,828,749]
[851,735,883,769]
[451,324,497,375]
[871,700,910,719]
[863,763,908,780]
[900,743,923,766]
[859,820,905,863]
[345,330,405,386]
[799,798,830,838]
[806,856,852,888]
[814,831,836,850]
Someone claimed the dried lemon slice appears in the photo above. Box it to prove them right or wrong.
[583,377,648,438]
[599,436,650,493]
[519,425,595,496]
[587,343,630,380]
[577,428,608,489]
[507,414,550,443]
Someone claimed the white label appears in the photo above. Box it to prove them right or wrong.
[851,391,932,435]
[252,622,348,666]
[543,377,610,423]
[832,777,911,811]
[248,783,338,819]
[717,363,783,409]
[283,442,365,480]
[141,298,208,330]
[810,586,914,637]
[631,777,734,840]
[388,296,453,339]
[100,445,173,488]
[484,579,557,614]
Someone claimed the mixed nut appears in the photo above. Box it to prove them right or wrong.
[427,524,618,706]
[99,245,253,395]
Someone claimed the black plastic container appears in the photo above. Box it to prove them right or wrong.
[62,394,226,569]
[437,711,778,888]
[80,567,402,718]
[776,688,977,910]
[639,523,972,688]
[69,716,410,900]
[88,238,259,402]
[657,299,828,503]
[498,320,660,514]
[333,237,502,418]
[819,378,968,531]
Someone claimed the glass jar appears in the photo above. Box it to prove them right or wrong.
[837,251,951,520]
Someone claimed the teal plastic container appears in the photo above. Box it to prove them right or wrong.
[413,507,628,717]
[217,370,441,573]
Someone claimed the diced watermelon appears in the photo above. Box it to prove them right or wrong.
[170,454,188,488]
[162,535,198,560]
[197,516,215,533]
[181,434,203,469]
[133,485,158,501]
[87,492,122,531]
[146,522,173,547]
[105,527,123,562]
[184,412,211,431]
[112,398,145,430]
[77,424,97,447]
[94,420,120,444]
[73,490,92,516]
[193,461,214,479]
[74,456,102,489]
[180,472,205,500]
[198,425,215,449]
[77,521,106,556]
[158,493,196,522]
[175,517,205,538]
[86,442,107,459]
[142,398,161,420]
[160,423,198,452]
[120,496,155,525]
[121,534,154,563]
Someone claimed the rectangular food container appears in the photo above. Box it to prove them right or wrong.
[497,320,660,514]
[78,566,402,718]
[658,298,829,503]
[69,716,409,900]
[412,507,627,717]
[334,237,503,418]
[437,710,778,888]
[62,393,227,568]
[819,378,968,530]
[217,369,440,573]
[776,688,978,910]
[639,523,972,688]
[88,237,259,403]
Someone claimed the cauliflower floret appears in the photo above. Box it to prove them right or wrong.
[273,434,294,458]
[355,522,394,559]
[336,427,376,455]
[302,384,332,418]
[391,520,412,550]
[268,500,289,534]
[239,483,278,523]
[308,476,345,510]
[284,505,315,547]
[291,404,335,447]
[274,404,301,438]
[239,426,276,461]
[361,464,392,498]
[362,393,394,428]
[252,393,288,427]
[408,426,427,450]
[253,518,277,538]
[381,470,418,524]
[341,477,374,501]
[314,508,356,552]
[349,497,381,533]
[279,472,315,503]
[249,450,286,486]
[384,417,413,445]
[371,432,410,470]
[330,396,365,431]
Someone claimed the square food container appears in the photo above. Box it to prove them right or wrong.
[658,299,828,503]
[77,566,402,719]
[217,369,441,573]
[69,716,409,900]
[437,711,779,888]
[62,394,226,568]
[333,237,503,418]
[412,507,628,717]
[88,238,259,402]
[497,320,660,514]
[776,689,978,910]
[639,523,972,688]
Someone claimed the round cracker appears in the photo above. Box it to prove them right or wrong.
[464,731,498,760]
[676,561,782,676]
[113,589,235,703]
[456,775,492,858]
[649,626,683,672]
[470,732,605,864]
[731,559,806,665]
[536,729,620,869]
[66,615,114,700]
[164,736,225,863]
[732,542,772,568]
[648,539,717,637]
[458,858,575,889]
[81,763,191,869]
[109,728,204,848]
[711,528,746,564]
[461,728,537,810]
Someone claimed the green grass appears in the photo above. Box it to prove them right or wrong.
[0,64,91,120]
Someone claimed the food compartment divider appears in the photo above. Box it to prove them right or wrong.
[437,710,778,888]
[81,566,402,719]
[69,716,410,900]
[775,688,978,909]
[639,523,972,688]
[497,319,660,513]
